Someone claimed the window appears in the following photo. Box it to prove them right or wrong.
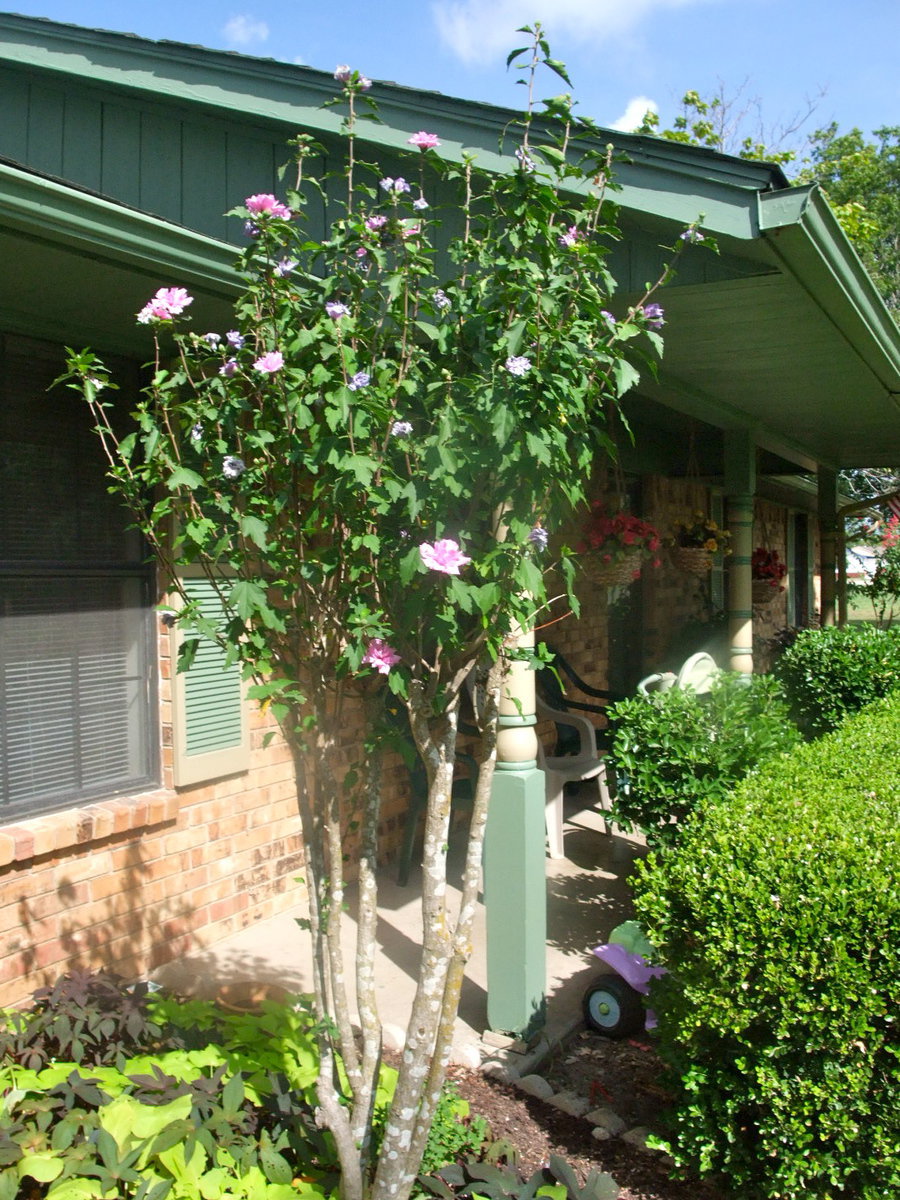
[0,335,157,820]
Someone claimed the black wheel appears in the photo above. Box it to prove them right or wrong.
[582,975,644,1038]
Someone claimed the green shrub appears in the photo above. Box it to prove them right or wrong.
[634,691,900,1199]
[774,622,900,738]
[608,672,799,846]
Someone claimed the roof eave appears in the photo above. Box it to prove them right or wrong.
[759,184,900,391]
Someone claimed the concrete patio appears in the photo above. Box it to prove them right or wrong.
[154,793,646,1075]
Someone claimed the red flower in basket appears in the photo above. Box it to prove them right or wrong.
[578,502,662,569]
[751,546,787,590]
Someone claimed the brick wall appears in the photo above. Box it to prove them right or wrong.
[0,613,414,1009]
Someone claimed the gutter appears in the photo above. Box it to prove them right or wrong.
[0,159,240,294]
[758,184,900,392]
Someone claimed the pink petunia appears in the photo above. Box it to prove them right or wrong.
[245,193,293,220]
[408,131,441,151]
[419,538,472,576]
[362,637,401,675]
[253,351,284,374]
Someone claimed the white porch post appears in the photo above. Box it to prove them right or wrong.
[724,430,756,674]
[818,467,838,626]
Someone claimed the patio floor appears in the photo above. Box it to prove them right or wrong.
[154,791,646,1074]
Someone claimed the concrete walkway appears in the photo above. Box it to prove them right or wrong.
[155,793,645,1075]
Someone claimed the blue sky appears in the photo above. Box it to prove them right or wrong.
[6,1,898,161]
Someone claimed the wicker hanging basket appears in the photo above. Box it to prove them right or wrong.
[670,545,713,574]
[583,550,642,587]
[752,579,782,606]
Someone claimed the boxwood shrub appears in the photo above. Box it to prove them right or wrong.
[608,672,799,846]
[773,623,900,738]
[634,691,900,1199]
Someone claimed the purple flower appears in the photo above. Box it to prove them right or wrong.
[348,371,371,391]
[600,310,617,331]
[641,302,665,330]
[365,214,388,231]
[226,330,245,349]
[325,301,350,320]
[680,228,705,243]
[359,76,372,91]
[355,246,368,259]
[413,195,429,211]
[254,351,284,374]
[433,289,451,311]
[528,525,549,551]
[334,64,352,82]
[515,146,536,173]
[202,332,221,346]
[244,220,260,238]
[190,422,203,442]
[220,358,239,377]
[222,455,246,480]
[391,420,413,438]
[362,637,401,675]
[419,538,472,575]
[379,176,411,197]
[557,225,583,249]
[274,257,298,277]
[245,193,292,220]
[505,355,532,377]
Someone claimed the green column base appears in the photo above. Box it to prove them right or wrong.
[484,765,546,1036]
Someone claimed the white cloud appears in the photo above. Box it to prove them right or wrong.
[432,0,710,66]
[222,15,270,48]
[610,95,657,132]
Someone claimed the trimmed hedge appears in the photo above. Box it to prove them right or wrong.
[774,623,900,738]
[609,673,799,846]
[634,691,900,1199]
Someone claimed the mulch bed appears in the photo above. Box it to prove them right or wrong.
[446,1029,728,1200]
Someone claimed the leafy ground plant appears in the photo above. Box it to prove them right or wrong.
[1,983,509,1200]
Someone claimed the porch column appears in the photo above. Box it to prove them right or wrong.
[724,430,755,674]
[818,467,837,626]
[483,623,546,1035]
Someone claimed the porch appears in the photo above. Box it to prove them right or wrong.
[153,792,639,1072]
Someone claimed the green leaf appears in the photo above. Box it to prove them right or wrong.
[544,58,572,85]
[166,466,204,491]
[239,514,269,549]
[491,403,515,446]
[18,1153,64,1184]
[415,320,440,342]
[612,358,640,398]
[228,579,267,622]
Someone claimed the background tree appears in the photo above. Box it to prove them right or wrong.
[66,27,685,1200]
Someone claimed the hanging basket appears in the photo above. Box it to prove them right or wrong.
[583,550,642,587]
[752,579,782,606]
[670,545,713,574]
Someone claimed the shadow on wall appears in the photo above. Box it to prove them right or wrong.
[14,826,198,997]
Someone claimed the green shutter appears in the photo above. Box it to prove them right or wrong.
[172,576,249,786]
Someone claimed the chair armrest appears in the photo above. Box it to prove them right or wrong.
[536,697,598,756]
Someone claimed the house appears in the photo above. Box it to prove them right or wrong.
[3,12,900,1015]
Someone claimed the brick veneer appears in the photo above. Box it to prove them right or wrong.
[0,617,412,1009]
